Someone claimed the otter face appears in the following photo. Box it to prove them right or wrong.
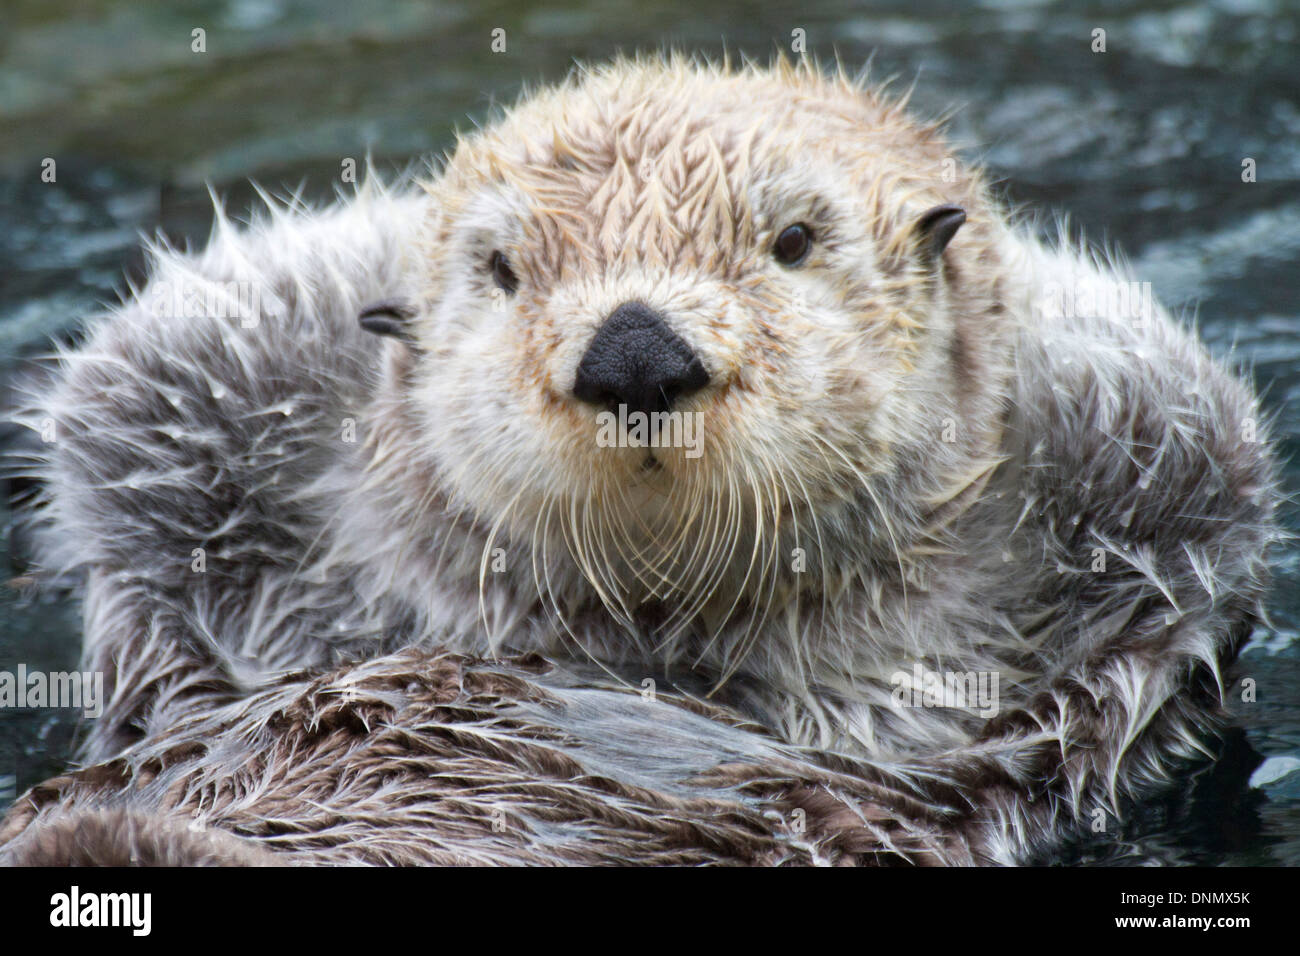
[374,59,993,626]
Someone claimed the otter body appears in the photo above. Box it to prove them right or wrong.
[5,58,1279,865]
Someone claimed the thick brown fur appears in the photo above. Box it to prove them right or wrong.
[1,650,977,865]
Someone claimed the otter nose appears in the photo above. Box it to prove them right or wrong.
[573,302,708,417]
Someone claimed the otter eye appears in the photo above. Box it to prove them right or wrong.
[773,224,813,266]
[489,250,518,294]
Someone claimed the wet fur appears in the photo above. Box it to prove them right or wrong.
[3,56,1281,865]
[0,650,980,865]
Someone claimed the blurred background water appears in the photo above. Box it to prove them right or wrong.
[0,0,1296,864]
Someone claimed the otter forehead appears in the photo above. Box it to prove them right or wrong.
[424,58,968,284]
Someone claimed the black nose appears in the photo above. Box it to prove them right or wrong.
[573,302,708,416]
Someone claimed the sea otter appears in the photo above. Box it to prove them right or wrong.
[2,55,1280,865]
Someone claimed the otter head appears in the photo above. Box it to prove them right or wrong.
[364,57,1009,650]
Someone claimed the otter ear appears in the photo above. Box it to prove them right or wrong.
[913,204,966,263]
[359,299,416,344]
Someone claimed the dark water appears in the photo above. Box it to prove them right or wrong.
[0,0,1297,864]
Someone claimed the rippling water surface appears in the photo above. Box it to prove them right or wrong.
[1,0,1296,864]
